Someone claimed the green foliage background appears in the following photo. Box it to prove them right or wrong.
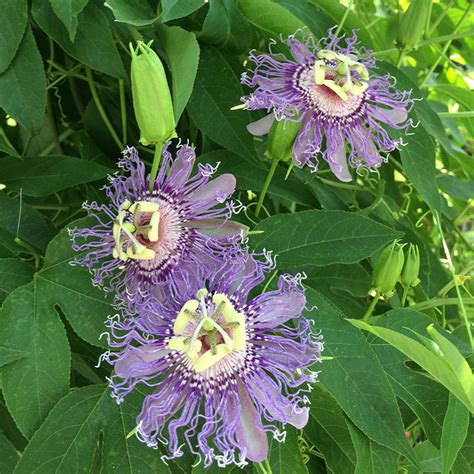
[0,0,473,473]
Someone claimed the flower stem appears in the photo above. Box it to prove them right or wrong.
[148,142,164,191]
[335,0,353,36]
[428,0,454,36]
[419,3,472,87]
[438,111,474,119]
[119,79,127,145]
[85,67,123,149]
[256,156,280,217]
[362,291,381,322]
[401,286,409,306]
[410,297,474,311]
[433,211,473,350]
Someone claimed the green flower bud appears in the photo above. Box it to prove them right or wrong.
[396,0,431,49]
[401,243,420,288]
[130,41,176,146]
[266,119,301,162]
[373,240,405,297]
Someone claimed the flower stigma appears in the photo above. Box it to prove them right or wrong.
[313,49,369,101]
[167,288,247,372]
[112,200,161,261]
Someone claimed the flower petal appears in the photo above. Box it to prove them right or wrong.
[372,106,408,125]
[114,344,171,378]
[328,147,352,182]
[236,381,268,462]
[188,174,236,204]
[247,114,274,136]
[183,218,248,238]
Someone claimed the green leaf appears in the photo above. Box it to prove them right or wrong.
[161,0,206,22]
[346,420,399,474]
[399,124,441,212]
[0,346,29,368]
[308,0,374,46]
[274,0,333,37]
[0,155,112,197]
[269,426,308,473]
[305,288,417,464]
[307,385,356,474]
[0,257,34,303]
[453,419,474,473]
[0,26,46,136]
[0,429,19,474]
[0,192,56,253]
[349,319,474,413]
[158,25,200,121]
[413,441,442,473]
[305,263,372,298]
[32,0,126,80]
[199,150,317,207]
[369,309,450,449]
[251,210,403,270]
[239,0,306,38]
[438,174,474,202]
[0,0,28,73]
[0,282,70,438]
[15,385,171,473]
[38,218,113,348]
[49,0,89,42]
[104,0,156,26]
[188,46,256,160]
[200,0,253,53]
[441,394,470,474]
[380,62,455,157]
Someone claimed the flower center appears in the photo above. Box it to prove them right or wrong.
[313,49,369,101]
[112,200,161,262]
[167,289,246,372]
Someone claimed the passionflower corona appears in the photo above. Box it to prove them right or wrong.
[242,29,414,181]
[103,255,322,467]
[70,144,245,294]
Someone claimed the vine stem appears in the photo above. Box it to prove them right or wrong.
[438,111,474,119]
[434,211,473,350]
[410,297,474,312]
[85,67,123,149]
[419,3,473,87]
[148,143,164,191]
[119,79,127,144]
[362,291,381,322]
[256,156,280,216]
[401,286,409,307]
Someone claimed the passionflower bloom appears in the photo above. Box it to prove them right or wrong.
[70,143,245,294]
[241,29,414,181]
[103,255,322,467]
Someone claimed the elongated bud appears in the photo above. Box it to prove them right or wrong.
[401,243,420,288]
[373,240,405,297]
[266,119,301,162]
[130,41,176,146]
[396,0,431,49]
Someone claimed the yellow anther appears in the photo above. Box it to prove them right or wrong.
[313,60,326,85]
[167,337,202,360]
[212,294,242,323]
[350,81,368,96]
[194,344,231,372]
[322,80,348,101]
[147,211,160,242]
[127,247,156,260]
[173,300,199,334]
[231,313,246,350]
[136,201,159,213]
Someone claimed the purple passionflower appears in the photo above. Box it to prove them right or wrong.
[242,29,414,181]
[70,143,245,295]
[103,254,322,467]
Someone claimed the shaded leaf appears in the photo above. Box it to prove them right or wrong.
[188,46,256,159]
[441,394,470,474]
[158,25,200,121]
[0,346,29,368]
[251,210,403,269]
[15,385,171,473]
[0,26,46,136]
[346,420,399,474]
[0,429,19,474]
[0,155,111,197]
[305,288,417,464]
[49,0,89,41]
[0,0,28,73]
[32,0,126,80]
[161,0,206,22]
[270,426,308,474]
[0,257,34,303]
[104,0,156,26]
[438,174,474,202]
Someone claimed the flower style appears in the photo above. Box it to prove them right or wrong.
[103,254,322,467]
[70,144,245,294]
[242,29,414,181]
